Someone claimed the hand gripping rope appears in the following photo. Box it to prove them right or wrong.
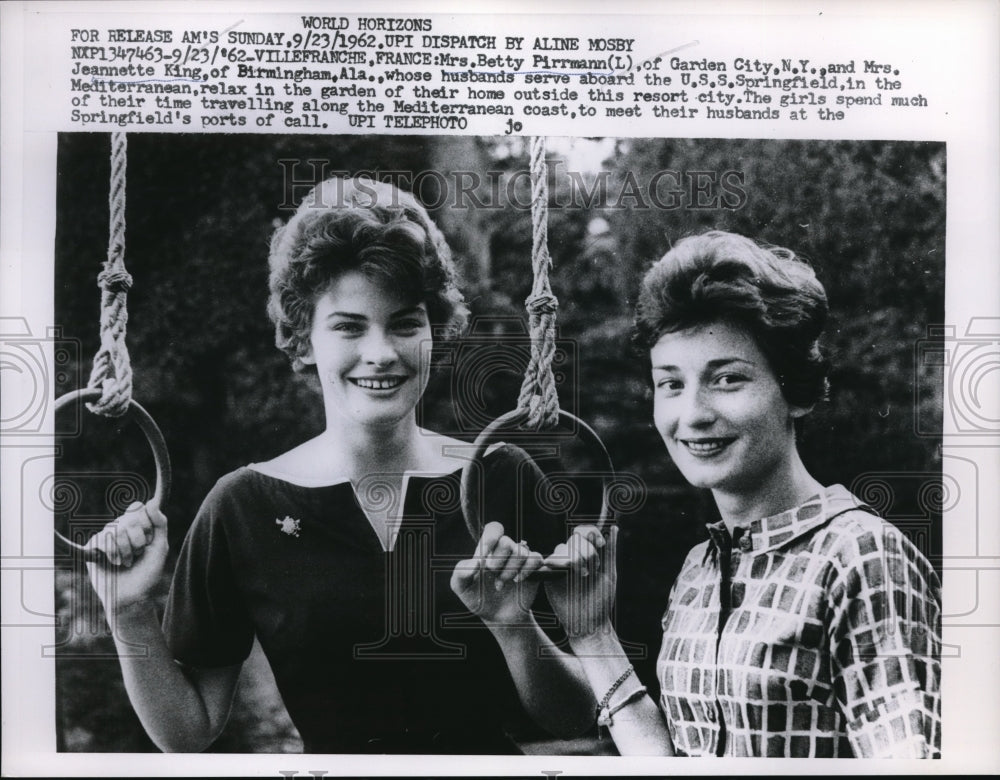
[54,133,172,563]
[459,137,615,548]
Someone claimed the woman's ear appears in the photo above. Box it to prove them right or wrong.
[299,346,316,366]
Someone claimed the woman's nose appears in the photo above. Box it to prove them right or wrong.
[360,329,398,366]
[678,387,717,428]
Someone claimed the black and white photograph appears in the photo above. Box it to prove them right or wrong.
[2,2,998,777]
[50,132,945,756]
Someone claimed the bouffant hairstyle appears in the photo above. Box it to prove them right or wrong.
[634,230,829,408]
[267,176,469,372]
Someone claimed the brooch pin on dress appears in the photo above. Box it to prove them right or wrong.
[276,516,301,537]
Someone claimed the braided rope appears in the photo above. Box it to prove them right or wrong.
[85,132,133,417]
[516,137,560,429]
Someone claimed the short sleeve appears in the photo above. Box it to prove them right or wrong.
[162,478,256,668]
[826,515,942,757]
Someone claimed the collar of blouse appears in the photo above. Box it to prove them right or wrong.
[702,484,875,565]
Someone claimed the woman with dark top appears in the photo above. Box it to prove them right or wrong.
[542,230,942,757]
[85,176,594,753]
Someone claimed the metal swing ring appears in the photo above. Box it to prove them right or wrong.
[459,407,616,550]
[53,387,172,564]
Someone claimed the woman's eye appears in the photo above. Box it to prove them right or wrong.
[714,373,748,388]
[393,319,424,333]
[656,378,682,392]
[332,322,364,334]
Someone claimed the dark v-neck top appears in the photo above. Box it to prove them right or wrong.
[162,444,564,754]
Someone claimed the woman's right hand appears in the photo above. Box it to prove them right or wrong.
[451,521,545,627]
[543,524,619,642]
[84,501,169,616]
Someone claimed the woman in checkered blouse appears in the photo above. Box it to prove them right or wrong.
[543,231,942,757]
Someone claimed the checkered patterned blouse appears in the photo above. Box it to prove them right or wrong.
[656,484,941,757]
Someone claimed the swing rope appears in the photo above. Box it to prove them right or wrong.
[460,136,615,544]
[86,132,133,418]
[53,133,171,562]
[515,136,560,430]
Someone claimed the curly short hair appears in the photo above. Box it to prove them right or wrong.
[634,230,829,408]
[267,176,469,372]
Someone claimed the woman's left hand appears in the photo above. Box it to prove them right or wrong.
[451,521,545,626]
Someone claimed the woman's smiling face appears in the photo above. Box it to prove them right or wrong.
[303,270,432,430]
[650,319,809,498]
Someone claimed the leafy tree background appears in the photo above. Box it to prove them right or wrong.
[53,134,944,753]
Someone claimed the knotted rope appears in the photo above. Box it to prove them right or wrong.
[515,137,560,430]
[85,132,133,417]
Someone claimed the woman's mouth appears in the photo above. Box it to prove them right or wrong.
[678,437,735,457]
[349,376,406,391]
